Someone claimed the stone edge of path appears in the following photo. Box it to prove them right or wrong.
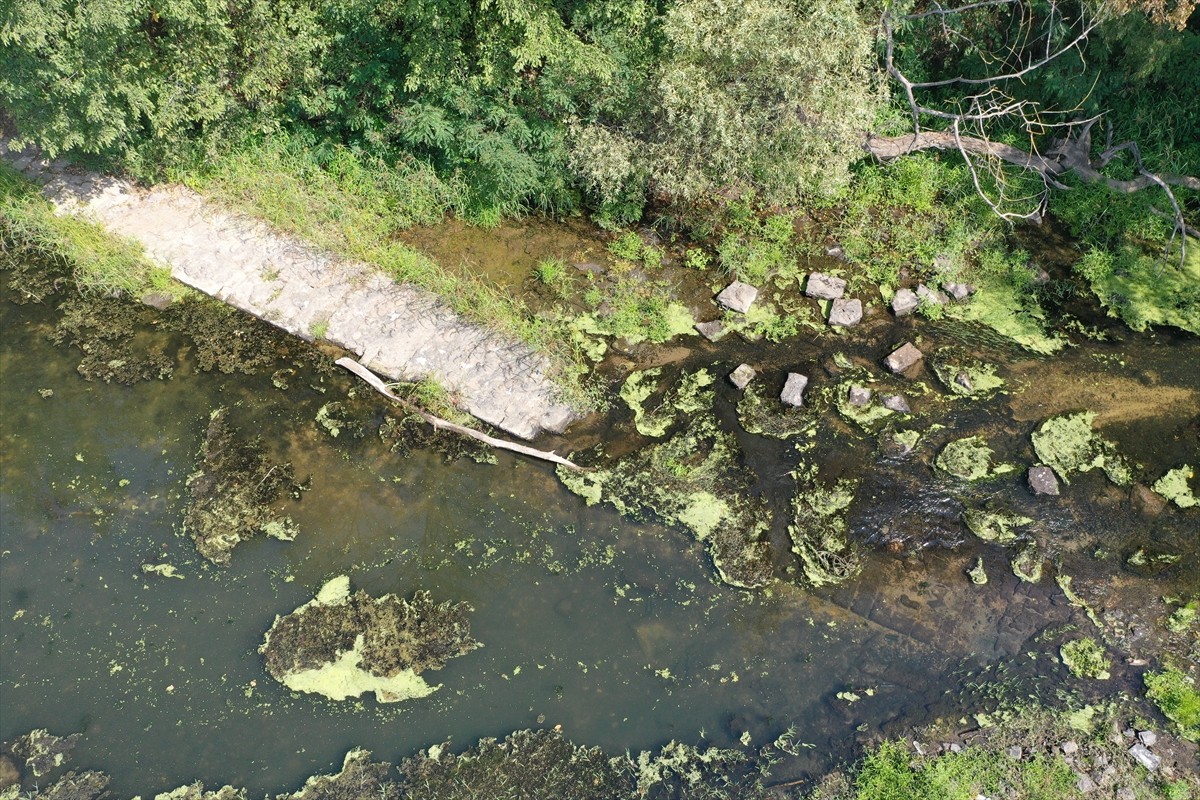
[1,136,581,440]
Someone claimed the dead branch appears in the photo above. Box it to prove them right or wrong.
[875,0,1198,259]
[335,357,584,472]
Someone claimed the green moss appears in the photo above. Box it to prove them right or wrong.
[1011,544,1044,584]
[936,437,1015,481]
[1166,599,1198,634]
[557,404,772,589]
[1145,667,1200,742]
[1031,412,1132,486]
[944,273,1065,354]
[1060,638,1110,680]
[620,368,715,438]
[790,467,861,587]
[967,557,988,585]
[1075,239,1200,336]
[1152,465,1197,508]
[930,352,1006,398]
[963,508,1032,544]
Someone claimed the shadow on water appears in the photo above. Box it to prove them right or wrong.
[2,241,1198,794]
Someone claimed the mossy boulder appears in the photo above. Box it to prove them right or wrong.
[936,436,1015,481]
[260,576,481,703]
[789,467,862,587]
[1152,465,1197,509]
[963,508,1032,544]
[1030,412,1132,485]
[559,389,773,589]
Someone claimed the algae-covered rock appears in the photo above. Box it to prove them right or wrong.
[1060,638,1110,680]
[963,508,1032,544]
[184,408,304,564]
[620,368,714,438]
[401,730,629,800]
[789,467,861,587]
[967,557,988,585]
[36,770,110,800]
[260,576,481,703]
[277,749,399,800]
[736,384,818,440]
[557,409,773,589]
[157,783,246,800]
[1010,544,1044,583]
[5,730,80,780]
[1152,465,1197,508]
[931,351,1006,398]
[936,437,1015,481]
[1030,412,1132,485]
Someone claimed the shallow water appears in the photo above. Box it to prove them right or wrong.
[2,255,1198,794]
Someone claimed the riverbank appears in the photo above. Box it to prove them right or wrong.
[0,138,578,440]
[3,135,1198,800]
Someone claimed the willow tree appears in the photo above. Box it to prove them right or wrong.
[568,0,886,210]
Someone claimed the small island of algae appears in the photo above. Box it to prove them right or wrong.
[259,576,481,703]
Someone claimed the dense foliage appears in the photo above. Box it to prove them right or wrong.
[2,0,1197,331]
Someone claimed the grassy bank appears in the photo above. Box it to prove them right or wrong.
[0,163,171,298]
[180,135,585,386]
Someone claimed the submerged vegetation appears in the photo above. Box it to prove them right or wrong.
[184,408,304,564]
[260,576,481,703]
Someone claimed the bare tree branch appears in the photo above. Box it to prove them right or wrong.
[875,0,1198,261]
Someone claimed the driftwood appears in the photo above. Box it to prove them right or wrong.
[335,357,583,471]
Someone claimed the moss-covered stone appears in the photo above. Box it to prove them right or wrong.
[276,748,398,800]
[558,398,772,589]
[1030,412,1132,486]
[736,384,820,440]
[967,557,988,585]
[936,437,1015,481]
[620,368,714,438]
[1010,544,1044,584]
[1152,465,1197,509]
[260,576,481,703]
[789,466,861,587]
[1060,638,1110,680]
[963,508,1032,544]
[930,350,1006,398]
[183,408,304,564]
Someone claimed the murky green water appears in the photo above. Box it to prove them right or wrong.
[2,260,1198,795]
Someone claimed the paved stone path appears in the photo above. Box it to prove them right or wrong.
[2,138,579,439]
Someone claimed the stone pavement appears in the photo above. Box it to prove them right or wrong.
[2,138,580,440]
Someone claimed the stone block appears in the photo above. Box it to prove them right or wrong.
[828,298,863,327]
[891,288,920,316]
[943,281,975,301]
[716,281,759,313]
[882,394,911,413]
[781,373,808,407]
[884,342,924,374]
[1128,743,1160,771]
[695,320,727,342]
[1028,466,1060,496]
[805,272,846,300]
[729,363,756,389]
[847,386,872,406]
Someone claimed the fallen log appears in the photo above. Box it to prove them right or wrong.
[335,357,584,472]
